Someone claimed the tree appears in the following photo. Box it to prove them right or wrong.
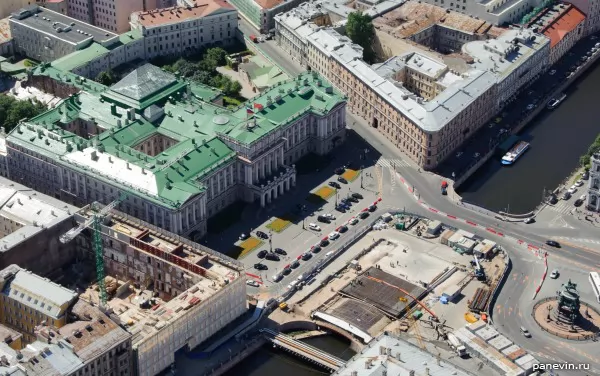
[204,47,228,67]
[346,11,376,63]
[0,95,46,133]
[95,70,116,86]
[223,80,242,97]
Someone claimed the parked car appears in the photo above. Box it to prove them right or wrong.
[338,225,348,233]
[575,194,586,207]
[562,191,572,201]
[246,280,259,287]
[283,266,292,275]
[329,181,341,189]
[256,231,269,239]
[583,170,590,180]
[328,231,340,240]
[257,250,268,259]
[338,176,348,184]
[550,269,560,279]
[520,326,531,338]
[334,167,345,175]
[549,69,557,75]
[265,253,280,261]
[524,217,535,224]
[526,104,535,110]
[545,240,560,248]
[351,193,363,199]
[320,238,330,247]
[274,248,287,256]
[239,233,249,241]
[290,260,300,268]
[335,205,346,213]
[359,212,370,219]
[309,223,321,231]
[567,185,578,195]
[325,213,336,220]
[575,179,584,187]
[254,263,268,270]
[368,205,377,212]
[301,252,312,261]
[311,245,322,253]
[317,215,331,223]
[346,196,359,203]
[348,217,359,225]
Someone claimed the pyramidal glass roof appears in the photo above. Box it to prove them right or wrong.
[110,64,177,101]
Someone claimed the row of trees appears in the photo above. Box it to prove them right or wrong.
[346,11,376,64]
[0,95,47,133]
[162,48,242,97]
[580,135,600,168]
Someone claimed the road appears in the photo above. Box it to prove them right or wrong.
[233,20,600,371]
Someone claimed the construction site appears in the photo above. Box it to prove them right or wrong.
[36,201,246,376]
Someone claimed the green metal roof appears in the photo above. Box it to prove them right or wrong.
[52,43,109,72]
[8,66,344,210]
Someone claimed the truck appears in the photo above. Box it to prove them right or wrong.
[447,333,467,358]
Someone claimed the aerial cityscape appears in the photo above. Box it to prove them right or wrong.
[0,0,598,375]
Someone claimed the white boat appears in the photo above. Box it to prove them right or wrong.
[547,93,566,109]
[501,141,529,165]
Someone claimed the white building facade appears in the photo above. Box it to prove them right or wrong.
[588,153,600,211]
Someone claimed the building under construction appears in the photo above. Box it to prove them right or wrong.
[62,203,247,376]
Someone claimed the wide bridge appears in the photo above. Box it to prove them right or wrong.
[260,328,346,371]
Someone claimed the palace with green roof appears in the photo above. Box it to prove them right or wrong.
[2,64,346,239]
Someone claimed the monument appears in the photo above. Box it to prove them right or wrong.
[553,280,581,329]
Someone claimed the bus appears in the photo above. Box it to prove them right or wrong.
[589,272,600,303]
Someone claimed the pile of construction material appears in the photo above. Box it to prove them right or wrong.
[468,287,490,313]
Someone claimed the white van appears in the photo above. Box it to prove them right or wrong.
[287,280,299,290]
[325,251,334,257]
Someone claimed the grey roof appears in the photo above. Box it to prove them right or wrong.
[9,5,118,46]
[1,266,78,319]
[335,333,476,376]
[110,64,177,101]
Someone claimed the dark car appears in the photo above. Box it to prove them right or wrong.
[320,239,330,247]
[311,245,322,253]
[346,196,358,203]
[329,181,341,189]
[257,250,268,259]
[368,205,377,212]
[583,170,590,180]
[239,233,249,241]
[338,225,348,233]
[359,212,370,219]
[265,253,280,261]
[254,263,268,270]
[335,205,346,213]
[338,176,348,184]
[334,167,345,175]
[549,195,558,204]
[274,248,287,255]
[351,193,363,199]
[545,240,561,248]
[301,252,312,261]
[283,267,292,275]
[291,260,300,268]
[256,231,269,239]
[340,198,351,206]
[317,215,331,223]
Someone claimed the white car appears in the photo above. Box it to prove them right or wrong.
[550,269,559,279]
[325,213,336,220]
[567,185,578,195]
[246,280,259,287]
[526,104,535,110]
[549,69,556,75]
[309,223,321,231]
[575,180,584,187]
[328,231,340,240]
[348,217,359,225]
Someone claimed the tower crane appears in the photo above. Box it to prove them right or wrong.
[60,195,126,307]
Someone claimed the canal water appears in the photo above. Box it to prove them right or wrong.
[457,60,600,214]
[223,335,356,376]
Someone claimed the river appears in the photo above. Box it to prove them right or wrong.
[457,59,600,214]
[223,335,356,376]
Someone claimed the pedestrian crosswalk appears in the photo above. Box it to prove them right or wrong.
[547,200,575,215]
[376,157,413,169]
[555,236,600,245]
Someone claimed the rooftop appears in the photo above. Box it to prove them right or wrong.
[0,339,83,375]
[255,0,284,10]
[0,265,78,319]
[0,176,77,252]
[533,3,586,48]
[9,5,118,47]
[8,66,344,208]
[334,333,476,376]
[462,28,550,78]
[373,2,505,39]
[131,1,235,27]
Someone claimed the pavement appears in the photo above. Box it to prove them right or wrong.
[230,20,600,371]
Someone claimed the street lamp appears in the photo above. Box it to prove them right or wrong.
[360,165,365,188]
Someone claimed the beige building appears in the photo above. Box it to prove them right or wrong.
[0,0,31,19]
[67,0,156,33]
[534,3,586,65]
[130,1,238,59]
[0,264,78,343]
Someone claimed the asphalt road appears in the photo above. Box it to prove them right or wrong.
[233,20,600,370]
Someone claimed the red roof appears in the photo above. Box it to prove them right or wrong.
[542,5,586,48]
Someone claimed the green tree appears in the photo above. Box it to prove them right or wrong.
[346,11,376,63]
[95,70,116,86]
[0,95,46,133]
[192,71,213,85]
[223,80,242,97]
[204,47,228,67]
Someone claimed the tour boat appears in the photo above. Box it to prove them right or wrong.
[501,141,529,165]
